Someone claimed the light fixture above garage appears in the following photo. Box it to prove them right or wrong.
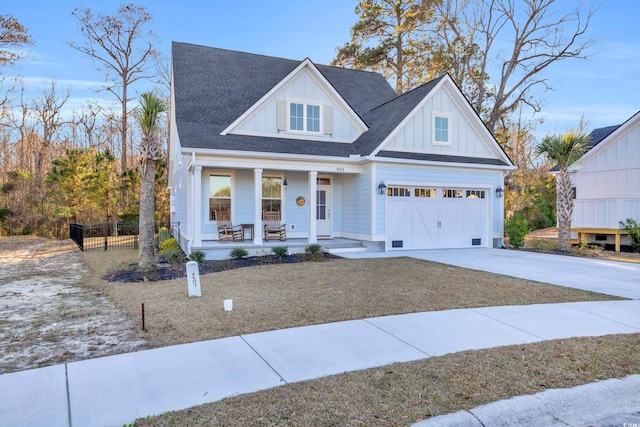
[495,186,504,198]
[378,180,387,195]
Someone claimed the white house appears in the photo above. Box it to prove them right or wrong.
[168,42,514,258]
[570,111,640,250]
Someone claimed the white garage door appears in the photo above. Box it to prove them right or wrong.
[387,186,488,250]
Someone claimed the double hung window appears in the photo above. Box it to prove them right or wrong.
[209,175,231,221]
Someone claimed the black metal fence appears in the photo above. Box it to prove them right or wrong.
[70,221,180,252]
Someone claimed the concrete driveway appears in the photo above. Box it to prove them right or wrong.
[340,248,640,300]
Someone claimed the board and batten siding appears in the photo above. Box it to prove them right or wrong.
[573,122,640,228]
[375,164,503,238]
[234,69,361,142]
[384,86,493,157]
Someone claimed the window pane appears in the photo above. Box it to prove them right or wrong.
[290,103,304,130]
[209,199,231,220]
[435,116,449,143]
[262,177,282,198]
[262,199,281,213]
[210,175,231,197]
[307,104,320,132]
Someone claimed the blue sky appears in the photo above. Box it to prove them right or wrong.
[3,0,639,138]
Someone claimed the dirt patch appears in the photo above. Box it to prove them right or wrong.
[0,237,147,374]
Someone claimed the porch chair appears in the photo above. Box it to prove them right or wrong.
[216,210,243,242]
[263,211,287,241]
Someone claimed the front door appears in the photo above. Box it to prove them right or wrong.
[316,184,332,237]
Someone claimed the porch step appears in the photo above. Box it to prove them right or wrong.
[326,246,368,254]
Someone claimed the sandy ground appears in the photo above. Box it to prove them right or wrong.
[0,237,146,374]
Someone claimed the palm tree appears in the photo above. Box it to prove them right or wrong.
[535,130,590,252]
[137,92,166,271]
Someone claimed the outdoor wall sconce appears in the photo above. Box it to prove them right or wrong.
[495,186,504,198]
[378,180,387,195]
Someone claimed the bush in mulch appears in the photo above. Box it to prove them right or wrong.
[103,252,341,283]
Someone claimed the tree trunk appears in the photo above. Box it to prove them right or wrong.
[556,170,574,252]
[120,81,128,173]
[138,158,156,270]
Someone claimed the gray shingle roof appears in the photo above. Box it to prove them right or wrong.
[586,125,620,152]
[353,76,444,156]
[377,150,510,166]
[172,42,504,166]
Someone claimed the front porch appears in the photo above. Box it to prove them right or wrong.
[192,237,369,260]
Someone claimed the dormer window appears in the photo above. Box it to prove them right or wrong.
[276,99,333,136]
[289,101,321,133]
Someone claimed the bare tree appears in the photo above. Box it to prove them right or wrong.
[68,3,159,174]
[32,81,71,190]
[0,14,34,67]
[436,0,595,132]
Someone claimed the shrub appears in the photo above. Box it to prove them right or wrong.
[158,227,171,245]
[505,213,530,248]
[163,248,184,264]
[305,244,323,261]
[305,244,322,255]
[189,250,206,263]
[159,237,179,255]
[230,247,249,260]
[620,218,640,251]
[271,246,288,259]
[528,238,556,252]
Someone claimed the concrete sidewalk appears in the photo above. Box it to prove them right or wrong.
[1,299,640,427]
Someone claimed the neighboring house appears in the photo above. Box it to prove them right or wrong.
[569,111,640,251]
[168,42,514,258]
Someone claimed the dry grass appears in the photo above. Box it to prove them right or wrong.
[80,250,621,349]
[134,334,640,426]
[31,242,640,426]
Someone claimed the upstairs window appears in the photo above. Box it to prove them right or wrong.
[290,103,304,131]
[307,105,320,132]
[433,112,452,145]
[288,101,321,133]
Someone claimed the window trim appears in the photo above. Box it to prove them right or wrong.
[432,112,452,146]
[206,170,235,224]
[287,99,323,135]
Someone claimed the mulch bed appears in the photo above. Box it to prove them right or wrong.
[103,252,341,282]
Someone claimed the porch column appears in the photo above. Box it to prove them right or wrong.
[254,168,263,245]
[308,171,318,244]
[192,165,203,247]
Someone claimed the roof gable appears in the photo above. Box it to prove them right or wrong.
[360,75,513,166]
[221,58,368,140]
[570,111,640,170]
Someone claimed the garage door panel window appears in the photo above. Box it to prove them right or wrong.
[415,188,436,198]
[466,190,486,199]
[388,186,411,197]
[442,189,463,198]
